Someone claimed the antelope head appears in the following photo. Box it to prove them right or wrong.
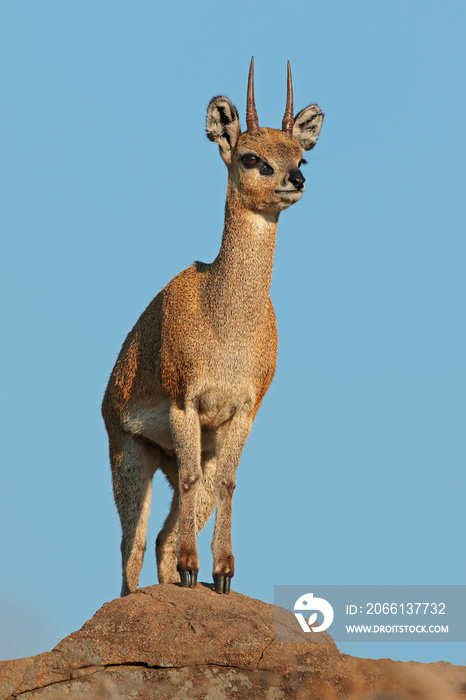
[206,58,324,214]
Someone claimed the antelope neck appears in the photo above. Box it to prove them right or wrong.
[206,184,279,325]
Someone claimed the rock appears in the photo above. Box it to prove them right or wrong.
[0,583,465,699]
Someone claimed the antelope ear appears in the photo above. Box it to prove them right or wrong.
[206,96,241,166]
[293,105,324,151]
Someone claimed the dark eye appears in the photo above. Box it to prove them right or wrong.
[298,158,308,167]
[241,154,258,168]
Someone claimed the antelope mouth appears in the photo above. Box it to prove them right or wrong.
[275,188,302,197]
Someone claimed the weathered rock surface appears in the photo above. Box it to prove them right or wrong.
[0,583,465,699]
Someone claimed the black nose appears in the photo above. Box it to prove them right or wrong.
[289,169,305,190]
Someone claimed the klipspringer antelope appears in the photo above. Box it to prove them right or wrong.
[102,58,323,595]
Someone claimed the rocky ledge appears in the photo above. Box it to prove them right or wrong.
[0,584,465,699]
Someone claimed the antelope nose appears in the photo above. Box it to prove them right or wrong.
[289,169,305,190]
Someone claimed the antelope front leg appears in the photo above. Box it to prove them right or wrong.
[212,412,252,594]
[169,402,202,587]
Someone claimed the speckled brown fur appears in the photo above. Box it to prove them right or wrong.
[102,62,323,596]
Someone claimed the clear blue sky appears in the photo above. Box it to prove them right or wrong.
[1,0,465,666]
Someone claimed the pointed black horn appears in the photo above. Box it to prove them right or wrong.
[282,61,294,136]
[246,57,260,133]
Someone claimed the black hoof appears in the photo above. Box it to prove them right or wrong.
[213,574,231,594]
[179,570,197,587]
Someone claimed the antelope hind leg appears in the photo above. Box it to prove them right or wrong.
[110,434,157,596]
[156,454,180,584]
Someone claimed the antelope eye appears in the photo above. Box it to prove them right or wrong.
[242,154,258,168]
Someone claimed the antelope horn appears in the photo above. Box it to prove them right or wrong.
[282,61,294,136]
[246,57,260,133]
